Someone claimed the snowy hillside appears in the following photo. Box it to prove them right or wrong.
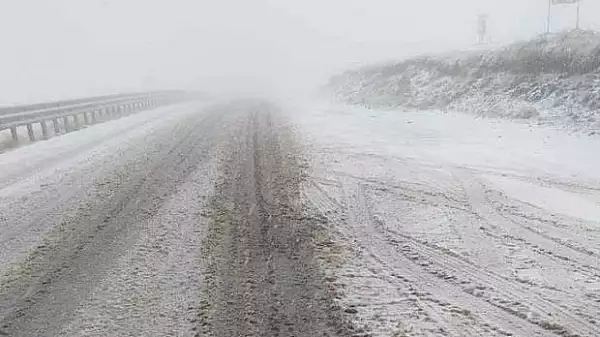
[329,30,600,134]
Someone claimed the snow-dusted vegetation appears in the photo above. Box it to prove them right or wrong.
[329,30,600,134]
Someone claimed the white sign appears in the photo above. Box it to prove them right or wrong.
[552,0,579,4]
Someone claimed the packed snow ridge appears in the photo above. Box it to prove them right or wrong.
[329,30,600,134]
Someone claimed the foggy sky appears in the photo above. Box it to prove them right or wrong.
[1,0,598,104]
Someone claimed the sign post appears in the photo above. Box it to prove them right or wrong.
[477,14,488,44]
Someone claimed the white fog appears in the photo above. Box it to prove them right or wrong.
[1,2,600,337]
[2,0,600,103]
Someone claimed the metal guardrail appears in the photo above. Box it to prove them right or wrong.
[0,93,137,116]
[0,91,189,142]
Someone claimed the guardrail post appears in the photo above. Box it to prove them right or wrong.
[10,127,18,141]
[26,123,35,141]
[91,110,98,123]
[84,111,90,125]
[63,116,71,132]
[73,114,80,129]
[53,118,60,135]
[41,121,49,140]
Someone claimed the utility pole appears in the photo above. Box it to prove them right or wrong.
[576,0,581,29]
[547,0,552,33]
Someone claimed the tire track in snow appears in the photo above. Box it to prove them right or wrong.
[306,167,600,336]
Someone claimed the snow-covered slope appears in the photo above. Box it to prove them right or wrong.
[329,30,600,134]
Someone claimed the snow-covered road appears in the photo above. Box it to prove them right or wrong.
[0,101,220,336]
[293,104,600,337]
[0,100,350,337]
[1,99,598,337]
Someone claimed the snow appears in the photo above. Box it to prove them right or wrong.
[0,102,203,274]
[297,103,600,183]
[329,30,600,133]
[58,161,214,337]
[484,175,600,222]
[292,102,600,337]
[0,102,202,193]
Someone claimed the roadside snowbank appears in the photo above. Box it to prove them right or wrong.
[329,30,600,134]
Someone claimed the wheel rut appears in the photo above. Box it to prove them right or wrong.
[197,102,354,337]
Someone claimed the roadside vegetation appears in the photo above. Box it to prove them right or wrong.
[329,30,600,134]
